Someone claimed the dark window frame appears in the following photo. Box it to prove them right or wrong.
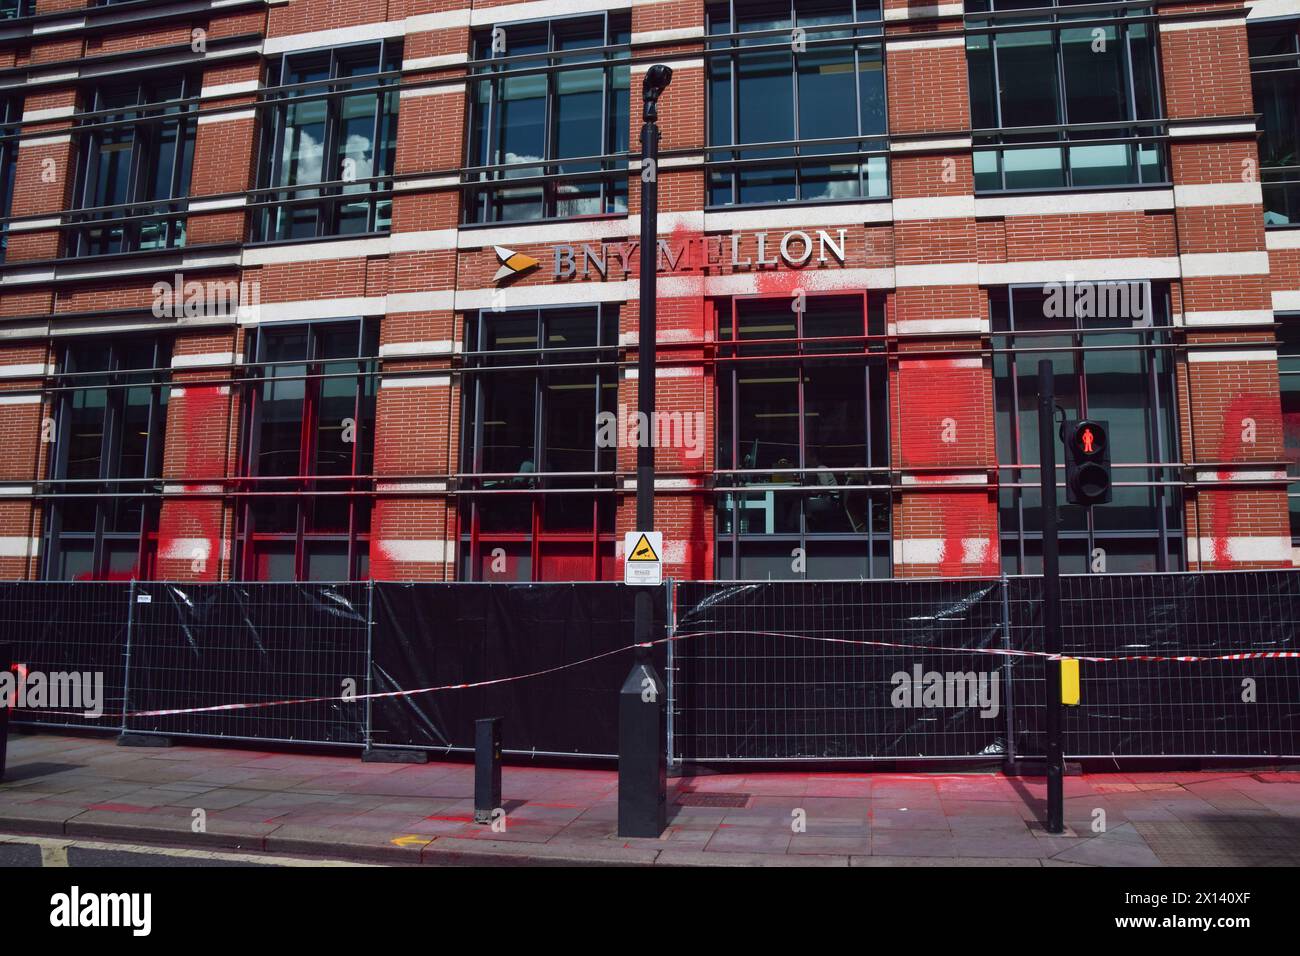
[992,281,1184,574]
[464,13,631,225]
[1249,17,1300,227]
[0,97,19,261]
[42,335,171,581]
[966,3,1169,193]
[705,0,889,209]
[68,73,200,257]
[1277,316,1300,545]
[714,290,892,580]
[458,304,621,581]
[252,40,401,244]
[234,317,378,581]
[1,0,33,20]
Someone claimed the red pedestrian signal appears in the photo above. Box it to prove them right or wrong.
[1062,419,1111,506]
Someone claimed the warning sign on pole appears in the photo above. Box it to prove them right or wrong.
[623,531,663,586]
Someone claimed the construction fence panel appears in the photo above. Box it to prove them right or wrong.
[2,572,1297,760]
[369,582,665,758]
[123,582,370,745]
[670,579,1011,761]
[0,581,130,732]
[1006,571,1300,758]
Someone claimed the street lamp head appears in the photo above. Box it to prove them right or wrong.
[642,64,673,122]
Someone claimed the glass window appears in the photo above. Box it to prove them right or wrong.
[967,4,1167,192]
[466,15,630,223]
[1249,20,1300,226]
[236,320,378,580]
[69,74,199,256]
[992,282,1183,573]
[43,337,171,580]
[1278,319,1300,544]
[715,294,890,578]
[254,42,400,242]
[459,306,620,580]
[707,0,887,206]
[1,1,32,19]
[0,98,18,261]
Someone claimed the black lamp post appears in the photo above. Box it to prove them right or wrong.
[635,64,672,544]
[617,64,672,839]
[1037,360,1065,833]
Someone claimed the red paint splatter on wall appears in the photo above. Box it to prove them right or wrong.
[367,525,399,582]
[1206,391,1280,568]
[897,358,986,470]
[155,384,226,581]
[77,568,138,582]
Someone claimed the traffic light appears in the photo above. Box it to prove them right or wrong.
[1062,419,1111,506]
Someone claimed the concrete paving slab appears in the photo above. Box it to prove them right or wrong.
[4,733,1300,867]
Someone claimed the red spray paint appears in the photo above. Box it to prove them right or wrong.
[155,384,226,581]
[1207,391,1280,568]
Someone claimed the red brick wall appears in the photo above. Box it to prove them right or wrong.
[0,0,1289,583]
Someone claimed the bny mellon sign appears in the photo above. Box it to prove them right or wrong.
[551,228,849,280]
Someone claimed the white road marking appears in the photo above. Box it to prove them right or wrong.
[0,834,376,867]
[39,841,69,867]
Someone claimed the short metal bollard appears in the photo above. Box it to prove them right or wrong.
[474,716,502,824]
[617,650,666,837]
[0,643,11,782]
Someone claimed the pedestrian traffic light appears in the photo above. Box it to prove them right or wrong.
[1062,419,1111,506]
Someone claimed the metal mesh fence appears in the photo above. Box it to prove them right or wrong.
[124,583,370,745]
[1007,571,1300,758]
[368,582,661,757]
[671,571,1300,762]
[0,582,130,731]
[2,580,661,756]
[1,573,1297,760]
[671,579,1011,760]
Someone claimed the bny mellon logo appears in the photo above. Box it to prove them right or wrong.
[494,245,540,283]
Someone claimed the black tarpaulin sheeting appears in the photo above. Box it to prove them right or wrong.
[0,582,129,731]
[124,582,369,744]
[0,572,1295,760]
[672,579,1011,760]
[1007,571,1300,757]
[369,582,664,756]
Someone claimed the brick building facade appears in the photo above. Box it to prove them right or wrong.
[0,0,1297,584]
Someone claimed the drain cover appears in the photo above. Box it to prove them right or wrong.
[675,792,752,809]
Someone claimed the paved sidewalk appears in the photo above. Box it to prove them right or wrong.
[2,732,1298,866]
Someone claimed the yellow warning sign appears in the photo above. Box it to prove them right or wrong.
[628,533,660,562]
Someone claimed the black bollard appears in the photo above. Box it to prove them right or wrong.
[617,648,666,837]
[0,643,10,782]
[474,716,502,824]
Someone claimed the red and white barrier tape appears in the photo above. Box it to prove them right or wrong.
[124,640,661,718]
[9,628,1299,721]
[691,629,1300,665]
